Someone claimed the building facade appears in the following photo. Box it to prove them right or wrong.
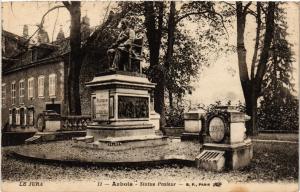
[1,15,107,132]
[1,24,74,132]
[2,41,70,131]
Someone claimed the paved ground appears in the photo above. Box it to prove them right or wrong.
[1,139,298,183]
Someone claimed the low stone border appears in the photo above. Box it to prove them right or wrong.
[252,139,298,144]
[12,150,195,168]
[10,140,200,168]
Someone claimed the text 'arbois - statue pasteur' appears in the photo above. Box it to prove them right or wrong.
[107,19,144,73]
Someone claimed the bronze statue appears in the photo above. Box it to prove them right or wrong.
[107,19,136,71]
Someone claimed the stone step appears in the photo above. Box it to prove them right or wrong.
[25,136,42,144]
[195,150,225,172]
[74,135,168,151]
[73,136,94,143]
[98,135,167,143]
[87,125,158,140]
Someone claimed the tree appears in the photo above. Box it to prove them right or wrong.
[144,2,230,127]
[19,2,82,115]
[236,2,275,135]
[143,1,166,126]
[62,2,82,115]
[165,2,232,109]
[258,3,298,131]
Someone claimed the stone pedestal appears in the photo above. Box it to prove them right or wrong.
[74,71,167,150]
[181,110,205,141]
[201,139,253,170]
[196,106,253,171]
[45,121,61,132]
[150,111,160,131]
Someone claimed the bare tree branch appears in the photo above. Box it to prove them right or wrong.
[251,2,261,80]
[176,9,229,38]
[10,2,15,17]
[23,5,66,46]
[243,2,252,15]
[101,2,111,25]
[246,8,257,17]
[223,2,235,10]
[213,11,229,38]
[175,11,208,24]
[62,1,71,11]
[51,8,60,42]
[260,5,268,15]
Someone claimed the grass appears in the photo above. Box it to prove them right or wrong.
[1,141,298,183]
[253,133,298,142]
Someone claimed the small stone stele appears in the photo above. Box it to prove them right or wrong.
[196,106,253,171]
[181,109,205,141]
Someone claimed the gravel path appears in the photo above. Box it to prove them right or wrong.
[2,140,298,183]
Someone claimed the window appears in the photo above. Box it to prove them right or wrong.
[2,84,6,108]
[28,77,34,99]
[19,80,25,104]
[11,82,16,105]
[16,109,20,125]
[38,76,44,97]
[32,49,38,62]
[9,109,12,125]
[11,108,16,126]
[20,108,26,127]
[49,74,56,97]
[27,108,34,126]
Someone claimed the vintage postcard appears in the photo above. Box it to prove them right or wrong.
[1,1,299,192]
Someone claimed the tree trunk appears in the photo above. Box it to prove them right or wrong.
[236,2,253,134]
[245,87,258,136]
[168,89,173,109]
[144,2,166,127]
[236,2,275,136]
[165,2,176,111]
[66,2,82,115]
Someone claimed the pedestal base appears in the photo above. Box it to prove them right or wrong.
[196,139,253,170]
[73,124,168,151]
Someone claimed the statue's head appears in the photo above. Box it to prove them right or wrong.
[120,19,129,30]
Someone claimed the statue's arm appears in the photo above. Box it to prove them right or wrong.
[116,33,129,44]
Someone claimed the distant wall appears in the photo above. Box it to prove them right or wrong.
[163,127,184,137]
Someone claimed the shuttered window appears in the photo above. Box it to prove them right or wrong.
[49,74,56,97]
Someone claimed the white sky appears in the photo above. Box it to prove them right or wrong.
[2,2,299,106]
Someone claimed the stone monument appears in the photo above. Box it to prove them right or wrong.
[74,20,166,150]
[196,106,253,171]
[181,109,205,141]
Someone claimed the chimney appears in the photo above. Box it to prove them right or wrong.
[37,25,49,43]
[81,12,91,41]
[23,25,29,39]
[56,25,65,42]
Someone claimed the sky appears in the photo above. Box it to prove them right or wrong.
[2,2,299,107]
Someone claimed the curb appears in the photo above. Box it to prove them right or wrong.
[12,151,196,168]
[252,139,298,144]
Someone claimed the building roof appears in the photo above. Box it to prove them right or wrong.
[2,12,112,75]
[2,35,70,75]
[2,30,27,44]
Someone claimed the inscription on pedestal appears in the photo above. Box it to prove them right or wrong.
[118,96,149,119]
[209,117,225,143]
[95,91,109,120]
